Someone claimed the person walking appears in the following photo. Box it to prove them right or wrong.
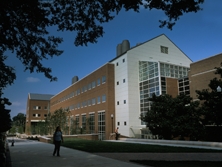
[53,126,63,157]
[115,127,119,140]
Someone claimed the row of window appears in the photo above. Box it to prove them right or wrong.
[32,113,47,117]
[116,79,126,85]
[116,58,125,66]
[65,95,107,111]
[117,121,127,126]
[160,63,189,79]
[75,112,106,140]
[116,100,127,105]
[33,106,48,110]
[178,77,190,95]
[51,76,107,106]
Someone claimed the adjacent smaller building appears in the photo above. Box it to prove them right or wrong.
[189,53,222,100]
[26,93,54,134]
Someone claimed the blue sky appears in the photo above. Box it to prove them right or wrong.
[3,0,222,118]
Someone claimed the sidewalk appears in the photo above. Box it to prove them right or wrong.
[8,138,145,167]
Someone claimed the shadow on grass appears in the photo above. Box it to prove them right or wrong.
[61,138,222,153]
[130,160,222,167]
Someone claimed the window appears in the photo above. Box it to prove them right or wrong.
[117,101,119,105]
[33,106,41,110]
[84,85,87,92]
[88,83,91,90]
[124,100,126,104]
[75,116,79,128]
[117,122,120,126]
[98,112,105,140]
[92,81,96,88]
[44,114,47,117]
[116,62,118,66]
[123,58,125,63]
[124,121,127,126]
[117,81,119,85]
[88,99,91,106]
[123,79,125,83]
[92,98,96,105]
[85,101,88,107]
[102,76,106,83]
[160,46,168,54]
[102,95,106,102]
[97,96,101,104]
[82,115,86,130]
[44,106,48,110]
[97,78,100,86]
[81,102,84,108]
[89,113,95,133]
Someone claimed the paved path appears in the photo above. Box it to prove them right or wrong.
[8,138,145,167]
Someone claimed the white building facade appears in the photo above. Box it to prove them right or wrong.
[111,34,192,138]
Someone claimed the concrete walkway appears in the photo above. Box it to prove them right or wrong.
[8,138,145,167]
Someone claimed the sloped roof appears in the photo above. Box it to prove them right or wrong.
[28,93,54,100]
[109,34,192,62]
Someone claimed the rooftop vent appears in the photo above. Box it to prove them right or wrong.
[116,40,130,57]
[72,76,78,84]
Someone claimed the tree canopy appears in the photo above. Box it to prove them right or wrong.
[140,93,204,140]
[0,97,12,132]
[12,113,26,127]
[0,0,204,92]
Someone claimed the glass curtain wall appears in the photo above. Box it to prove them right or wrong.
[98,112,105,140]
[89,113,95,133]
[139,61,190,125]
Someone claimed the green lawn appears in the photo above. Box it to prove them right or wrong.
[60,138,222,167]
[61,138,222,153]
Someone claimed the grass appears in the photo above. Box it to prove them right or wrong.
[130,160,222,167]
[61,138,222,153]
[60,138,222,167]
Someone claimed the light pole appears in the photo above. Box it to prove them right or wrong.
[111,114,113,133]
[216,86,222,127]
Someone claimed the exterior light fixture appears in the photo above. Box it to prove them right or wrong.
[217,86,222,93]
[111,114,114,133]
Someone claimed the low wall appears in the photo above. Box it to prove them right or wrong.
[63,134,99,141]
[39,136,52,143]
[39,134,99,143]
[119,138,222,149]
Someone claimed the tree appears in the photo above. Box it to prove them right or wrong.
[0,0,204,90]
[196,63,222,126]
[0,1,205,133]
[12,113,26,133]
[140,93,204,140]
[0,55,16,96]
[45,108,68,134]
[0,97,12,132]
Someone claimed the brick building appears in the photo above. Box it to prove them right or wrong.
[26,34,194,139]
[26,93,53,134]
[189,53,222,100]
